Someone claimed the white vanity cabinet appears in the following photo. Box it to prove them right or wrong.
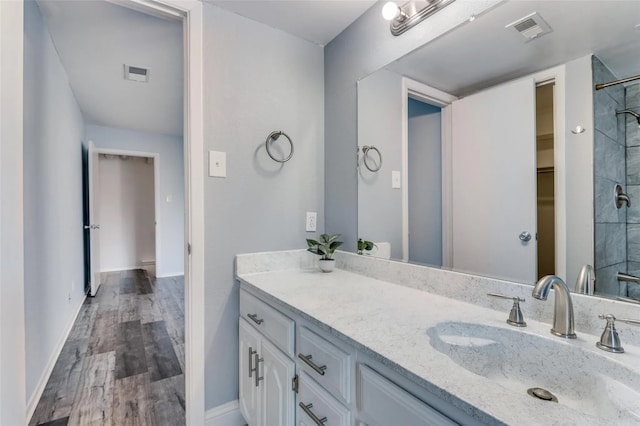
[239,286,472,426]
[239,290,296,426]
[357,365,458,426]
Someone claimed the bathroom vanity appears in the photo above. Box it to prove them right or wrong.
[236,250,640,425]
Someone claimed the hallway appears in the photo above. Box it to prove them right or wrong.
[30,270,185,426]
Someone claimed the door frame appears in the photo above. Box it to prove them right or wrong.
[115,2,207,424]
[0,0,206,424]
[400,77,457,264]
[531,65,567,282]
[89,147,161,279]
[400,65,566,279]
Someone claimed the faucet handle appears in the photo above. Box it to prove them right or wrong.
[487,293,527,327]
[596,314,640,353]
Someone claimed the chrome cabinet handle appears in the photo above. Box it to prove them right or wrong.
[519,231,532,242]
[297,353,327,376]
[248,347,257,378]
[254,353,263,387]
[247,313,264,325]
[299,402,327,425]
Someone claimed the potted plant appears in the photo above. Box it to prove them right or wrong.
[306,233,343,272]
[357,238,376,255]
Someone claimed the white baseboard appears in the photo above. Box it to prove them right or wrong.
[25,295,86,423]
[156,271,184,278]
[99,266,140,273]
[205,400,245,426]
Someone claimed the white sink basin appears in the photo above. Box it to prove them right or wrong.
[427,321,640,422]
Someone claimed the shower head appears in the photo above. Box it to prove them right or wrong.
[616,109,640,127]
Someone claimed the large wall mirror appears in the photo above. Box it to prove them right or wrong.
[357,0,640,301]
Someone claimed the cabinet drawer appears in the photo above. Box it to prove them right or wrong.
[240,289,295,357]
[297,372,350,426]
[357,365,458,426]
[298,326,351,403]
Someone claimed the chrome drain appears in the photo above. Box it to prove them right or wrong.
[527,387,558,402]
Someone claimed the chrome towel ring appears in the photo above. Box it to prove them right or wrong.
[361,145,382,172]
[265,131,294,163]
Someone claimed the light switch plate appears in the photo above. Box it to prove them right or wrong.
[209,151,226,178]
[392,170,401,189]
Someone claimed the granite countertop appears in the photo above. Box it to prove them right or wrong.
[237,266,640,426]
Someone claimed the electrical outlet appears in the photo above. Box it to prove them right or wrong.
[306,212,317,232]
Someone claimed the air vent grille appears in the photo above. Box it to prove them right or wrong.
[124,64,150,83]
[506,12,552,41]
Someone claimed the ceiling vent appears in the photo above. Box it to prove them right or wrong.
[506,12,552,42]
[124,64,149,83]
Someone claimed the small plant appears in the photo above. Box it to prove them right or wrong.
[357,238,376,255]
[306,234,343,260]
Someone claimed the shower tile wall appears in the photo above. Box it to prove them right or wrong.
[593,56,627,296]
[626,82,640,298]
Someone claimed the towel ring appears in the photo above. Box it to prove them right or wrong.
[265,131,294,163]
[362,145,382,172]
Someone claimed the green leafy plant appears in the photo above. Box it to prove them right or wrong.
[357,238,376,255]
[306,234,343,260]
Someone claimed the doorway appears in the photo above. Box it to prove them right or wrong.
[536,82,556,279]
[407,98,442,266]
[22,0,203,424]
[95,152,158,277]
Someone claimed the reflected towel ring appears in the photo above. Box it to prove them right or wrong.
[362,145,382,172]
[265,131,294,163]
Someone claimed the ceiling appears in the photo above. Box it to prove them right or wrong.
[207,0,377,45]
[385,0,640,97]
[36,0,183,137]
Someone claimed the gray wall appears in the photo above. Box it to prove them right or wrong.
[86,124,184,277]
[408,99,442,265]
[357,69,402,259]
[592,55,627,296]
[202,4,324,410]
[324,0,500,249]
[23,0,86,402]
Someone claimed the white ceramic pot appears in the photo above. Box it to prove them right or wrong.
[319,259,335,273]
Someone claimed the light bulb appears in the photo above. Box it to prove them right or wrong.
[382,2,401,21]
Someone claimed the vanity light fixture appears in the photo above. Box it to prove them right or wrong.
[382,0,456,36]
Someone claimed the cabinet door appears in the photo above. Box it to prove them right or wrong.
[239,319,261,426]
[358,365,457,426]
[260,338,295,426]
[297,372,351,426]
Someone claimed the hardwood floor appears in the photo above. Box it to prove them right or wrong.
[30,270,185,426]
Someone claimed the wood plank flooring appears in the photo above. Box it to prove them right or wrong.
[30,270,185,426]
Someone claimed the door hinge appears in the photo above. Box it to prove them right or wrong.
[292,374,299,393]
[187,243,191,255]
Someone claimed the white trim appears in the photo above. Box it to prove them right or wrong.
[26,295,86,424]
[91,146,162,277]
[441,105,453,268]
[116,1,205,425]
[400,77,457,263]
[99,266,144,273]
[156,272,185,278]
[205,400,244,426]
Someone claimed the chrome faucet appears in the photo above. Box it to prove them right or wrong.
[574,264,594,295]
[532,275,577,339]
